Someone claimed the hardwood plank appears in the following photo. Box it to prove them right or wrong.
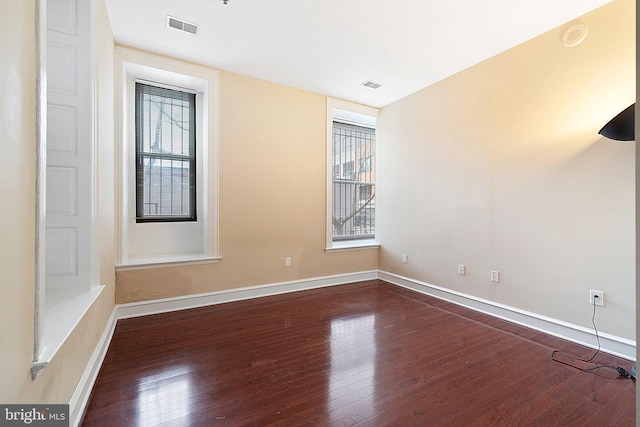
[81,280,635,426]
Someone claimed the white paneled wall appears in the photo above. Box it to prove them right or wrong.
[32,0,104,376]
[46,0,92,307]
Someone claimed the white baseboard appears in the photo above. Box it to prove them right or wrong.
[117,270,378,319]
[378,270,636,361]
[69,308,118,427]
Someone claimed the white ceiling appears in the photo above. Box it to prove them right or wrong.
[104,0,613,108]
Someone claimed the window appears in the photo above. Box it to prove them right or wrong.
[342,160,355,180]
[332,122,376,241]
[135,83,196,222]
[326,98,379,250]
[116,46,220,268]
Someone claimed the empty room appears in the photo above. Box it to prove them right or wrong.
[1,0,636,425]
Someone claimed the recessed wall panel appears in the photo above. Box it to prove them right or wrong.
[47,0,76,35]
[45,227,77,277]
[47,104,77,155]
[47,42,77,95]
[46,166,77,216]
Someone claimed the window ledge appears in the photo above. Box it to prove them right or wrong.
[116,256,221,271]
[325,241,380,252]
[32,285,105,379]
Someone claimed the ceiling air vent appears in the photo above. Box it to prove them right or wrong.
[361,80,382,89]
[167,16,199,35]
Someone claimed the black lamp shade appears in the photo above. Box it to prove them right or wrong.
[598,103,635,141]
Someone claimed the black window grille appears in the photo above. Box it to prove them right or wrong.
[332,121,375,241]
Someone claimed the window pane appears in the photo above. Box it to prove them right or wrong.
[332,121,375,241]
[140,156,192,216]
[135,83,196,221]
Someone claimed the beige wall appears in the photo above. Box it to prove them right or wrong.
[0,0,116,404]
[377,0,635,339]
[0,0,37,403]
[116,70,378,303]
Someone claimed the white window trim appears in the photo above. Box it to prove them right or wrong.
[115,47,220,268]
[325,98,380,252]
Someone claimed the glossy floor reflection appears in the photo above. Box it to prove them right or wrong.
[329,315,376,424]
[136,367,192,425]
[82,280,635,426]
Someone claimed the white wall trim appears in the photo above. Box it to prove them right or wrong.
[325,242,379,252]
[116,270,378,319]
[69,308,118,427]
[33,0,47,372]
[378,270,636,361]
[32,286,105,377]
[115,256,222,271]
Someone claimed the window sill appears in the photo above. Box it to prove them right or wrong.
[325,241,380,252]
[32,285,105,379]
[116,256,221,271]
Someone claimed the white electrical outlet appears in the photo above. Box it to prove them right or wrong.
[401,254,408,264]
[285,257,291,267]
[457,264,465,275]
[590,290,604,306]
[491,271,500,282]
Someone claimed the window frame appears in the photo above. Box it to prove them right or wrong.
[134,82,197,223]
[325,98,380,252]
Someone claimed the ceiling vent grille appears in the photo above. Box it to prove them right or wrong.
[361,80,382,89]
[167,16,199,35]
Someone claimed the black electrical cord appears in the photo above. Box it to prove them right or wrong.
[550,296,634,380]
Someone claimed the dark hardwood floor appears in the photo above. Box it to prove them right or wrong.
[81,280,635,426]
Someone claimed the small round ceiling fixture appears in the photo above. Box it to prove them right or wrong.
[561,22,588,48]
